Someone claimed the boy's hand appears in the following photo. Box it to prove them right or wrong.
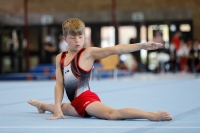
[142,41,163,50]
[46,110,67,120]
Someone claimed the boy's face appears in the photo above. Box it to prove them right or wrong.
[64,34,85,51]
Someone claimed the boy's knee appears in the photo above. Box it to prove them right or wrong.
[61,103,68,110]
[61,103,65,107]
[105,109,116,120]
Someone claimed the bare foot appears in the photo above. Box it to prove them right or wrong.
[28,100,45,113]
[150,111,172,121]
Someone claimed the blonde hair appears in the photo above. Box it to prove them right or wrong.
[62,18,85,37]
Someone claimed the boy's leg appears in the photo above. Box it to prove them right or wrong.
[28,100,79,116]
[85,101,172,121]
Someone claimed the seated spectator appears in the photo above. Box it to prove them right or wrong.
[176,39,189,57]
[177,39,189,72]
[172,31,182,51]
[188,39,200,72]
[42,35,57,64]
[169,41,178,72]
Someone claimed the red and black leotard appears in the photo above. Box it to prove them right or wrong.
[60,48,101,117]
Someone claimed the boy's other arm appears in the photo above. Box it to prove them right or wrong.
[87,41,163,60]
[47,54,66,120]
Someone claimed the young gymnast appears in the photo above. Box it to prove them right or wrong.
[28,18,172,121]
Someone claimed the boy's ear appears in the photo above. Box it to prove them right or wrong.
[63,36,67,42]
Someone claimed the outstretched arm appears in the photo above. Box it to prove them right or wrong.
[87,41,163,60]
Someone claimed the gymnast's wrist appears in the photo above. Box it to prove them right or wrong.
[138,43,144,50]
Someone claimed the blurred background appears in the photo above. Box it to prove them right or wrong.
[0,0,200,80]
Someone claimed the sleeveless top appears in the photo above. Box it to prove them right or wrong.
[60,48,92,102]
